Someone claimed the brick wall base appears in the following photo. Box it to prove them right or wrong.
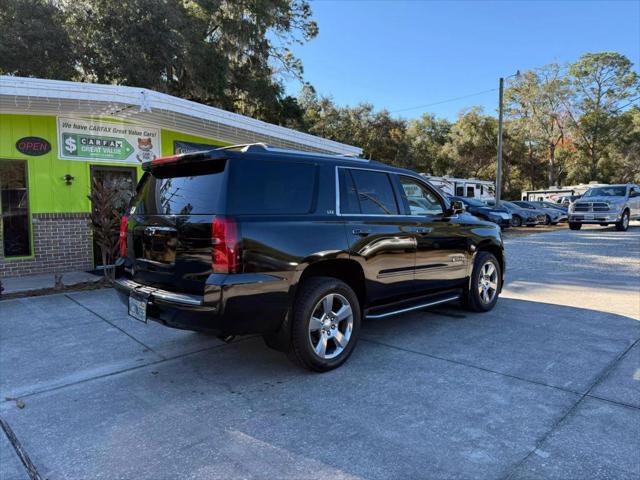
[0,213,93,278]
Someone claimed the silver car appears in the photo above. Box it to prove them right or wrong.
[485,200,543,227]
[514,201,566,225]
[569,184,640,231]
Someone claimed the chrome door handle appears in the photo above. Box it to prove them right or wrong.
[414,227,432,235]
[352,229,372,237]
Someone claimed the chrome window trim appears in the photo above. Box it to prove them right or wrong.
[334,166,449,218]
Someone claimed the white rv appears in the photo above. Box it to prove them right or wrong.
[521,182,608,203]
[421,175,495,201]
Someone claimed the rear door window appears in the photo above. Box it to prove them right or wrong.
[339,168,361,214]
[227,159,317,215]
[346,169,399,215]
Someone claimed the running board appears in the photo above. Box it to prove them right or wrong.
[365,295,461,320]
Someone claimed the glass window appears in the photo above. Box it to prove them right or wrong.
[349,169,399,215]
[466,186,475,197]
[400,176,443,215]
[134,161,227,215]
[339,168,360,214]
[0,160,31,257]
[455,185,464,196]
[227,159,317,215]
[583,186,627,197]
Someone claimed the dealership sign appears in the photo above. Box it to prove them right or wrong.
[16,137,51,156]
[57,117,160,164]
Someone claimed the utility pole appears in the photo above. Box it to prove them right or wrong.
[496,77,504,207]
[495,71,519,207]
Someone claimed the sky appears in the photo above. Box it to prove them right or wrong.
[283,0,640,121]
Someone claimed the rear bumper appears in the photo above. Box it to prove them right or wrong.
[114,278,222,334]
[114,273,290,335]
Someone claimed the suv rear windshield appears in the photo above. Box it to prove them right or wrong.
[132,161,226,215]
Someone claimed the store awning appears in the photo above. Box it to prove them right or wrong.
[0,76,362,156]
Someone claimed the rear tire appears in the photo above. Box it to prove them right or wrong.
[615,210,630,231]
[287,277,361,372]
[463,251,501,313]
[569,222,582,230]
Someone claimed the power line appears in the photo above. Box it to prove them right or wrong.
[389,87,499,114]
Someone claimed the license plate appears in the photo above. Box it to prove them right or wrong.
[128,295,147,323]
[584,214,594,220]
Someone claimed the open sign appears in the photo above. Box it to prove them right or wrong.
[16,137,51,156]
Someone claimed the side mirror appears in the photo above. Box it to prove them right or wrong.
[448,200,465,215]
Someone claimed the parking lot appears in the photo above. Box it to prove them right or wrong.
[1,225,639,480]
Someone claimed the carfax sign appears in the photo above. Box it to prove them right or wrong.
[57,117,160,164]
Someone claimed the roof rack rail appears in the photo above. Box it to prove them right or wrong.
[214,143,368,162]
[215,143,270,153]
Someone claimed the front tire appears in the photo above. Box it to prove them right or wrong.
[463,251,501,312]
[544,214,551,225]
[569,222,582,230]
[511,215,522,227]
[288,277,361,372]
[615,210,630,231]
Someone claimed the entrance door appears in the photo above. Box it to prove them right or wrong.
[0,160,31,258]
[90,166,137,266]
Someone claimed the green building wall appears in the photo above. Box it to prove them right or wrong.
[0,113,227,214]
[0,113,228,276]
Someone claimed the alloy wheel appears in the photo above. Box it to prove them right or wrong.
[308,293,354,360]
[477,261,498,304]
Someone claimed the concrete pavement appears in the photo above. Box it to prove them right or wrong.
[1,225,638,479]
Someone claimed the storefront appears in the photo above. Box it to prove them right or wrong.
[0,77,361,277]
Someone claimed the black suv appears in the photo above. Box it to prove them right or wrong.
[115,144,505,371]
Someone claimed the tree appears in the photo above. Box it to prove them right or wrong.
[63,0,316,125]
[506,64,571,186]
[0,0,76,79]
[441,107,497,178]
[0,0,316,127]
[406,114,451,174]
[606,107,640,183]
[300,89,410,165]
[566,52,640,182]
[87,178,123,280]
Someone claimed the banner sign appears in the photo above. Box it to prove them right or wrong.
[58,117,161,164]
[173,140,219,154]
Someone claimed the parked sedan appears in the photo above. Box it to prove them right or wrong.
[530,201,568,222]
[486,200,542,227]
[514,201,566,225]
[451,196,512,228]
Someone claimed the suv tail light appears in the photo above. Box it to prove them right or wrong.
[212,216,240,274]
[119,215,129,257]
